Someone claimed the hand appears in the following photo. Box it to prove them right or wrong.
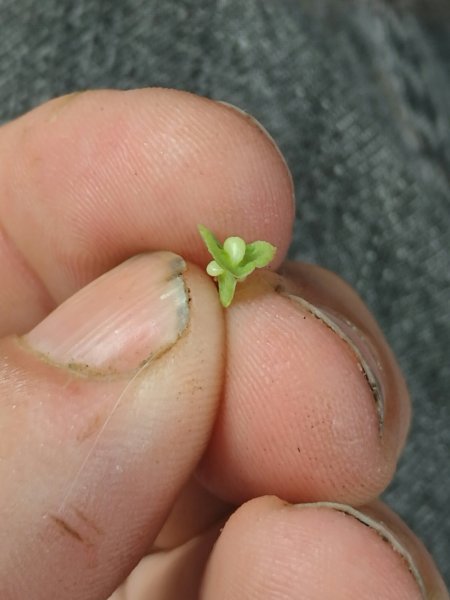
[0,89,447,600]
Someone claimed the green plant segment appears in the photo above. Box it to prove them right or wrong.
[198,224,277,307]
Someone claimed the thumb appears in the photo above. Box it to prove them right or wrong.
[0,251,224,600]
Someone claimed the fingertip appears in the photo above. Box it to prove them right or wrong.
[0,88,294,309]
[198,269,392,506]
[0,254,224,599]
[201,497,429,600]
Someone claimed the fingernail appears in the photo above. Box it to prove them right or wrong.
[47,91,84,122]
[25,252,189,374]
[285,294,385,432]
[216,101,281,152]
[216,100,296,213]
[296,502,427,598]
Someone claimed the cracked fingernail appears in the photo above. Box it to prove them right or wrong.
[25,252,189,374]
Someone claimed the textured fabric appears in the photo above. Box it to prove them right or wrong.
[1,0,449,586]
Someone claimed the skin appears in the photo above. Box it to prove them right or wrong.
[0,88,447,599]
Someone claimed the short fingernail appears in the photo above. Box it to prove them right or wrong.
[25,252,189,374]
[47,91,85,122]
[285,294,385,431]
[296,502,427,598]
[216,100,280,149]
[216,100,295,211]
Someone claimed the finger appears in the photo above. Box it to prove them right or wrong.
[0,252,224,600]
[198,261,410,505]
[201,496,449,600]
[110,522,223,600]
[152,478,234,551]
[108,478,233,599]
[0,88,294,335]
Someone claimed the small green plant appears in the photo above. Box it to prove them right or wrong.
[198,224,276,307]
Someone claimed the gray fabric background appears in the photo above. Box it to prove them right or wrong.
[1,0,449,590]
